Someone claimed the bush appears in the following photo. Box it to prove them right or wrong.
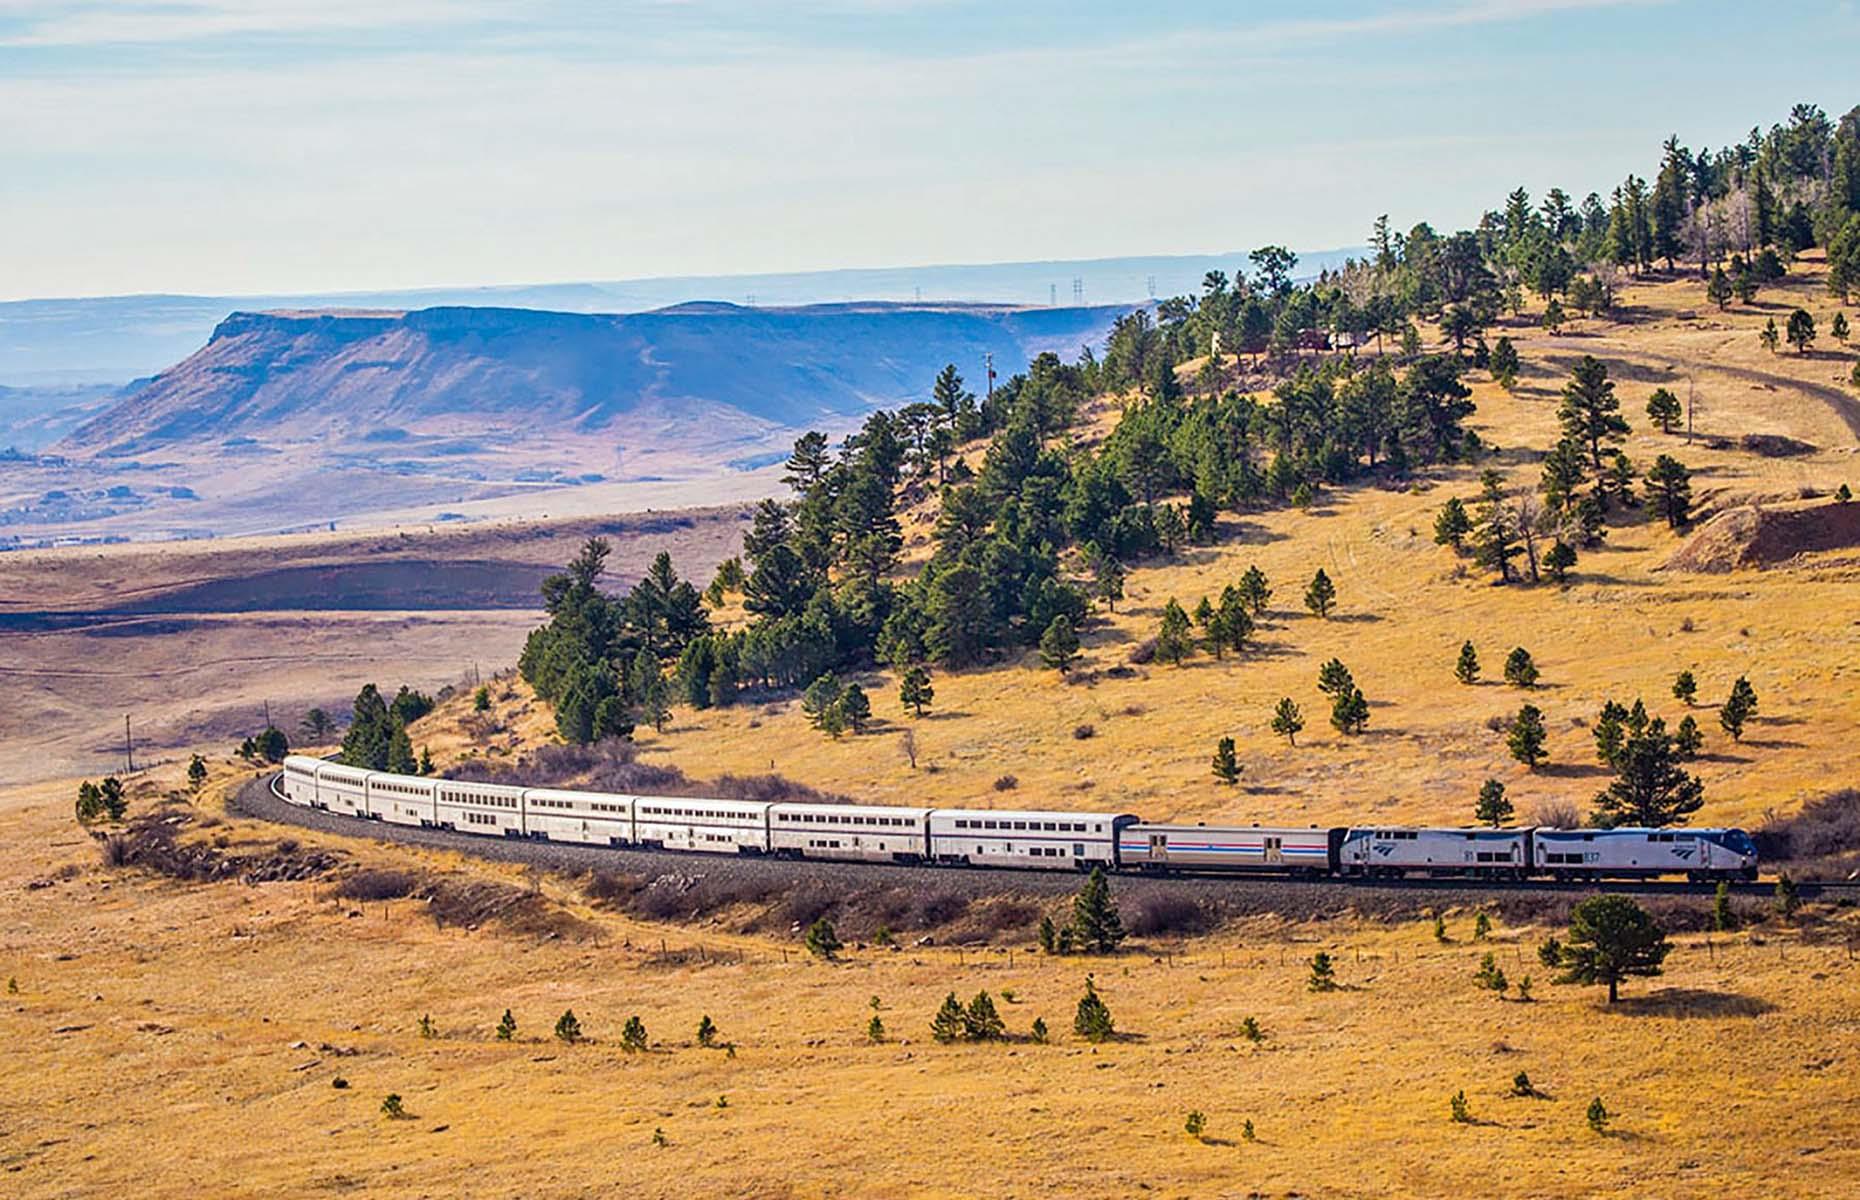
[496,1009,516,1041]
[696,1015,718,1047]
[1587,1097,1610,1134]
[1124,891,1214,938]
[1239,1016,1263,1043]
[1307,951,1338,992]
[555,1009,583,1044]
[1184,1110,1206,1139]
[1449,1090,1471,1123]
[621,1015,648,1052]
[993,774,1019,792]
[1072,724,1096,740]
[1511,1071,1535,1098]
[335,869,424,902]
[1030,1016,1048,1044]
[1073,974,1115,1042]
[804,917,843,959]
[381,1093,407,1119]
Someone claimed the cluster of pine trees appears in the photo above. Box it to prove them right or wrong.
[338,683,436,773]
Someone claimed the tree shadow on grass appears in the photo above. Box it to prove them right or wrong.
[1742,738,1807,751]
[1536,761,1614,781]
[1612,988,1777,1019]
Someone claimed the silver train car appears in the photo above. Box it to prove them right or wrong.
[277,756,1759,881]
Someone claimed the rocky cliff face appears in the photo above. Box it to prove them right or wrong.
[62,301,1129,456]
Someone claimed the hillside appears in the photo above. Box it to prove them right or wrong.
[439,261,1860,837]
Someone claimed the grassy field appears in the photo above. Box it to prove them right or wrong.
[3,764,1857,1199]
[6,261,1859,1198]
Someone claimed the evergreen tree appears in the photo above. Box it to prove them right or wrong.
[838,684,872,734]
[418,747,434,776]
[1489,336,1520,389]
[1773,872,1800,919]
[962,992,1006,1041]
[805,917,842,959]
[1329,686,1370,735]
[1559,355,1629,470]
[1271,698,1305,746]
[1592,718,1704,827]
[1760,317,1780,353]
[1541,297,1566,334]
[697,1014,718,1047]
[1503,647,1539,688]
[802,674,844,728]
[1719,675,1758,741]
[1707,266,1732,310]
[1645,388,1682,434]
[1587,1097,1611,1134]
[473,686,491,713]
[554,1009,583,1044]
[1454,641,1480,685]
[621,1015,649,1052]
[1593,700,1629,767]
[1712,881,1736,932]
[300,707,335,741]
[1672,670,1697,705]
[1029,1016,1048,1044]
[1238,565,1272,616]
[186,754,208,793]
[1073,975,1116,1042]
[386,725,416,775]
[1317,657,1355,697]
[1303,569,1337,618]
[1539,437,1588,514]
[97,776,127,821]
[898,665,934,717]
[1038,616,1081,673]
[1433,497,1473,552]
[1785,308,1816,354]
[1674,714,1703,759]
[1544,540,1577,582]
[1507,704,1548,770]
[1475,778,1513,827]
[1093,555,1125,612]
[1645,455,1692,528]
[1211,737,1241,786]
[931,993,966,1043]
[867,1014,886,1043]
[496,1009,517,1041]
[1475,472,1521,583]
[1155,599,1194,666]
[339,683,394,770]
[1071,867,1125,953]
[1552,895,1671,1003]
[1833,312,1851,345]
[1037,914,1058,955]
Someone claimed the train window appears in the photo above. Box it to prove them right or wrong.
[1073,844,1085,856]
[1014,821,1026,830]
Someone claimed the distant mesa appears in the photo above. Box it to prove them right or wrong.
[58,300,1131,459]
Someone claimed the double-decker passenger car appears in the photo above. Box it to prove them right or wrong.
[370,773,436,826]
[434,778,525,836]
[927,808,1134,870]
[768,803,933,863]
[315,761,373,818]
[1119,824,1337,875]
[633,797,767,854]
[523,787,633,846]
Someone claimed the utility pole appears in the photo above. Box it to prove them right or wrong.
[1049,283,1056,307]
[1686,376,1696,445]
[983,352,995,408]
[124,714,134,773]
[263,699,272,730]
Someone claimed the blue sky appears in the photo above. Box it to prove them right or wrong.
[1,0,1855,299]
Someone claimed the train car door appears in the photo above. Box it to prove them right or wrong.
[1149,832,1168,865]
[1264,835,1283,865]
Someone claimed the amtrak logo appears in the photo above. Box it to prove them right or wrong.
[1373,844,1393,857]
[1673,846,1696,860]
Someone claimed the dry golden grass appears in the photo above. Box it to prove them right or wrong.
[3,762,1858,1199]
[610,262,1860,833]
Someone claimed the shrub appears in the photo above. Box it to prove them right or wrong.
[1511,1071,1535,1097]
[805,917,843,959]
[555,1009,583,1044]
[1773,872,1800,919]
[1713,882,1736,932]
[1587,1096,1610,1134]
[1239,1016,1263,1043]
[1474,911,1492,940]
[867,1014,885,1043]
[1474,952,1509,996]
[1537,937,1563,968]
[1307,951,1338,992]
[1125,891,1212,938]
[1184,1110,1206,1139]
[696,1015,718,1047]
[496,1009,516,1041]
[1072,724,1096,740]
[336,869,423,902]
[1433,914,1449,943]
[1030,1016,1049,1044]
[1242,1119,1256,1142]
[418,1013,436,1039]
[381,1094,407,1119]
[993,774,1019,792]
[1449,1090,1471,1123]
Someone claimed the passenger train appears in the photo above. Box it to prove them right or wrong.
[278,755,1760,882]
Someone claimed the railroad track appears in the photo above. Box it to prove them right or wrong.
[235,774,1855,910]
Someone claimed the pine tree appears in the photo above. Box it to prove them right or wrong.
[1593,717,1704,826]
[1507,704,1548,770]
[418,1013,436,1039]
[1544,540,1577,583]
[1559,355,1629,470]
[1271,698,1304,746]
[1329,686,1369,735]
[381,1093,406,1119]
[1433,497,1473,552]
[186,754,208,793]
[867,1013,886,1043]
[1073,975,1115,1042]
[1773,872,1800,919]
[1587,1097,1610,1134]
[1554,895,1670,1003]
[555,1009,583,1044]
[1489,336,1520,389]
[1475,473,1521,583]
[1094,555,1125,612]
[1029,1016,1048,1044]
[1674,714,1703,759]
[962,991,1005,1041]
[1707,266,1732,310]
[1645,388,1682,434]
[621,1015,648,1052]
[1834,312,1851,345]
[1240,1016,1264,1042]
[1503,647,1538,688]
[1593,700,1629,767]
[97,777,127,821]
[1475,779,1513,827]
[1712,881,1737,932]
[1540,437,1588,513]
[1455,641,1480,685]
[1037,914,1059,955]
[1039,616,1080,673]
[1786,308,1816,354]
[1211,737,1241,786]
[1719,675,1758,742]
[418,747,435,776]
[1184,1110,1206,1140]
[802,674,843,728]
[1317,658,1355,697]
[1760,317,1780,353]
[697,1014,718,1047]
[1307,951,1338,992]
[1672,670,1697,705]
[899,665,934,717]
[1070,867,1125,953]
[496,1009,517,1041]
[1156,599,1194,666]
[1541,297,1566,334]
[1238,565,1272,615]
[838,684,872,734]
[931,993,965,1043]
[805,917,842,959]
[1474,951,1508,995]
[1304,569,1337,618]
[1512,1071,1536,1097]
[1645,455,1692,528]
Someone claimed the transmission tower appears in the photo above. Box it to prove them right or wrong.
[1146,274,1157,298]
[1072,277,1083,305]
